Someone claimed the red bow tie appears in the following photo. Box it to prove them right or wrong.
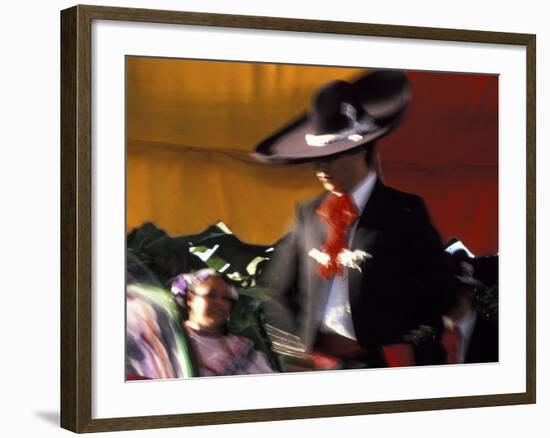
[315,192,359,279]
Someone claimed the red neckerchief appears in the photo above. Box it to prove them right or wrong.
[441,326,463,364]
[315,192,358,279]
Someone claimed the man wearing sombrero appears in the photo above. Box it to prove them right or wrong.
[254,70,452,369]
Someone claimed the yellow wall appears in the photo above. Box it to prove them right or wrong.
[126,57,365,244]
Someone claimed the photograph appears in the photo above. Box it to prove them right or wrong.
[125,58,499,380]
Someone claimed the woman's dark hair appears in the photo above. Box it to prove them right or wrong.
[173,292,190,321]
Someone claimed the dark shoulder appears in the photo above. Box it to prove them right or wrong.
[473,315,498,336]
[297,192,327,219]
[375,183,427,216]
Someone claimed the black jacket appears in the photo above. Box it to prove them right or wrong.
[465,316,499,364]
[261,179,453,354]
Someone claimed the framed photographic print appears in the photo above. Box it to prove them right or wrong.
[60,4,536,433]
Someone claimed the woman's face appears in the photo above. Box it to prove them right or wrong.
[187,276,234,331]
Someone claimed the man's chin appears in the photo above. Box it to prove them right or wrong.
[325,184,345,195]
[320,181,336,192]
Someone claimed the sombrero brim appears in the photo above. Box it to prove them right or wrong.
[253,114,395,164]
[253,70,410,164]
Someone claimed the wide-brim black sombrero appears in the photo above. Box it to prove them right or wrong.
[444,239,486,288]
[252,69,411,164]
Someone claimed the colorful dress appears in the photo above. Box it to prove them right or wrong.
[185,324,274,377]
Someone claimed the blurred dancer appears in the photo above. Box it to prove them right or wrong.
[255,70,453,369]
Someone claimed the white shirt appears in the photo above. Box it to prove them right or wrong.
[442,310,478,363]
[319,171,377,340]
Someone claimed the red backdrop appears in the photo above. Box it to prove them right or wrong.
[380,71,498,255]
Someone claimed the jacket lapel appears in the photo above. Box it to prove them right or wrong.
[301,196,329,347]
[348,179,386,310]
